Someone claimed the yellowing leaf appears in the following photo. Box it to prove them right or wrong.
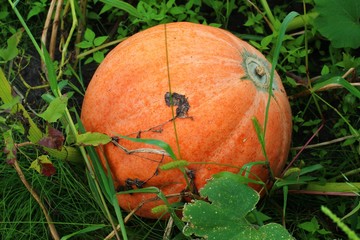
[29,155,55,176]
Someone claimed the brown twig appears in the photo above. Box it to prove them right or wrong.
[12,160,60,240]
[73,0,88,68]
[289,68,358,100]
[49,0,64,59]
[246,0,274,32]
[163,217,174,240]
[41,0,56,70]
[291,135,358,151]
[281,118,325,177]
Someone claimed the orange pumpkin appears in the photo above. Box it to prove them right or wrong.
[81,22,292,219]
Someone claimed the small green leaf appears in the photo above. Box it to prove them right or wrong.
[182,172,294,239]
[76,132,111,146]
[321,65,329,75]
[0,29,23,62]
[314,0,360,48]
[93,51,105,63]
[260,34,273,49]
[84,28,96,42]
[27,0,46,20]
[76,41,93,49]
[38,95,68,123]
[94,36,108,46]
[298,217,320,233]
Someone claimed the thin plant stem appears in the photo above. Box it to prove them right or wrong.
[58,0,78,79]
[259,0,276,30]
[8,0,44,61]
[73,0,88,67]
[246,0,274,32]
[41,0,56,61]
[291,135,357,150]
[12,160,60,240]
[164,24,181,159]
[77,38,127,59]
[281,119,325,177]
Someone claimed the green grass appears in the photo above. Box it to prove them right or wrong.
[0,154,110,239]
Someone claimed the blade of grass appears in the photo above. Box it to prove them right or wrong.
[118,135,178,160]
[42,43,60,97]
[99,0,142,19]
[311,76,360,99]
[313,94,359,137]
[60,224,107,240]
[77,116,128,240]
[321,206,360,240]
[264,11,299,134]
[259,0,277,30]
[8,0,43,61]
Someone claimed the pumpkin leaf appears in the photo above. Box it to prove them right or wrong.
[76,132,111,146]
[182,172,294,239]
[314,0,360,49]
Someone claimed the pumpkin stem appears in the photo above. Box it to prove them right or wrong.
[255,66,266,77]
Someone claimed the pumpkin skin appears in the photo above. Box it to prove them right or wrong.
[81,22,292,219]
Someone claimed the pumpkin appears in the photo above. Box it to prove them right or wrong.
[81,22,292,219]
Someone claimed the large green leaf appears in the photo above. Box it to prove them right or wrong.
[182,172,294,239]
[314,0,360,48]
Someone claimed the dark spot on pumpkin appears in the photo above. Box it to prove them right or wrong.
[186,169,199,195]
[125,178,145,190]
[164,92,190,117]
